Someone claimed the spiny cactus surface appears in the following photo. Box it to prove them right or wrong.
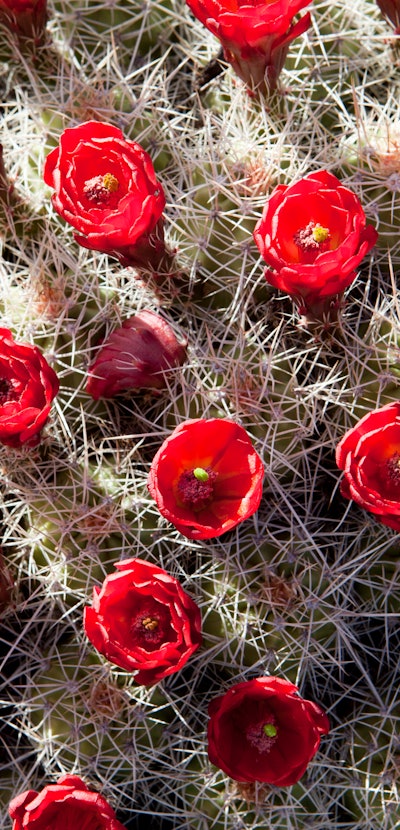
[1,1,400,829]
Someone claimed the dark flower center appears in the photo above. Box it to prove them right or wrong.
[385,452,400,488]
[130,600,170,650]
[294,221,331,252]
[246,716,278,754]
[177,466,217,510]
[83,172,120,206]
[0,378,16,405]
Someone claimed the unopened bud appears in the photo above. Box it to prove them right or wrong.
[86,310,187,399]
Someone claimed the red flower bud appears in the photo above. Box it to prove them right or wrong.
[208,676,329,785]
[9,775,127,830]
[0,0,47,43]
[253,170,378,320]
[185,0,311,94]
[43,121,175,276]
[375,0,400,31]
[336,401,400,530]
[148,418,264,540]
[86,310,187,399]
[84,558,202,685]
[0,328,59,448]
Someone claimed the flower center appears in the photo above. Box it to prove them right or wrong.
[0,378,16,405]
[294,221,331,251]
[83,172,120,205]
[177,466,217,511]
[385,452,400,487]
[130,601,170,649]
[246,717,278,754]
[141,616,159,631]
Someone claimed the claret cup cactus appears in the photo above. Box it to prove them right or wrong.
[1,2,400,830]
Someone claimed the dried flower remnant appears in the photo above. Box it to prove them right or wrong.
[32,275,66,320]
[87,679,127,720]
[336,401,400,531]
[375,0,400,32]
[43,121,176,278]
[0,0,47,44]
[9,775,128,830]
[148,418,264,540]
[262,570,298,608]
[84,558,202,686]
[0,328,59,448]
[86,310,187,399]
[253,170,378,322]
[208,676,329,784]
[232,781,271,805]
[185,0,311,95]
[364,124,400,176]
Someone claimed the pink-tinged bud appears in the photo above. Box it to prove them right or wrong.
[0,0,48,45]
[86,310,187,400]
[375,0,400,31]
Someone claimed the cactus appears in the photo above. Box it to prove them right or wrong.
[1,1,400,829]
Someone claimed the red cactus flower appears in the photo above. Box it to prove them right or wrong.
[208,676,329,784]
[0,0,47,43]
[0,328,59,448]
[84,558,202,685]
[253,170,378,321]
[336,401,400,531]
[148,418,264,540]
[375,0,400,32]
[86,310,187,399]
[43,121,175,277]
[185,0,311,94]
[9,775,127,830]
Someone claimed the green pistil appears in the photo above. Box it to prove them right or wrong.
[312,225,330,243]
[263,723,277,738]
[193,467,209,482]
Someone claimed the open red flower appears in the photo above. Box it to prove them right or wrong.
[147,418,264,540]
[86,310,187,399]
[43,121,174,274]
[9,774,127,830]
[185,0,311,93]
[0,0,47,43]
[84,558,202,685]
[253,170,378,319]
[375,0,400,32]
[336,402,400,531]
[208,676,329,784]
[0,328,59,448]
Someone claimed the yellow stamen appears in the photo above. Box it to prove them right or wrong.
[103,173,119,193]
[142,617,158,631]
